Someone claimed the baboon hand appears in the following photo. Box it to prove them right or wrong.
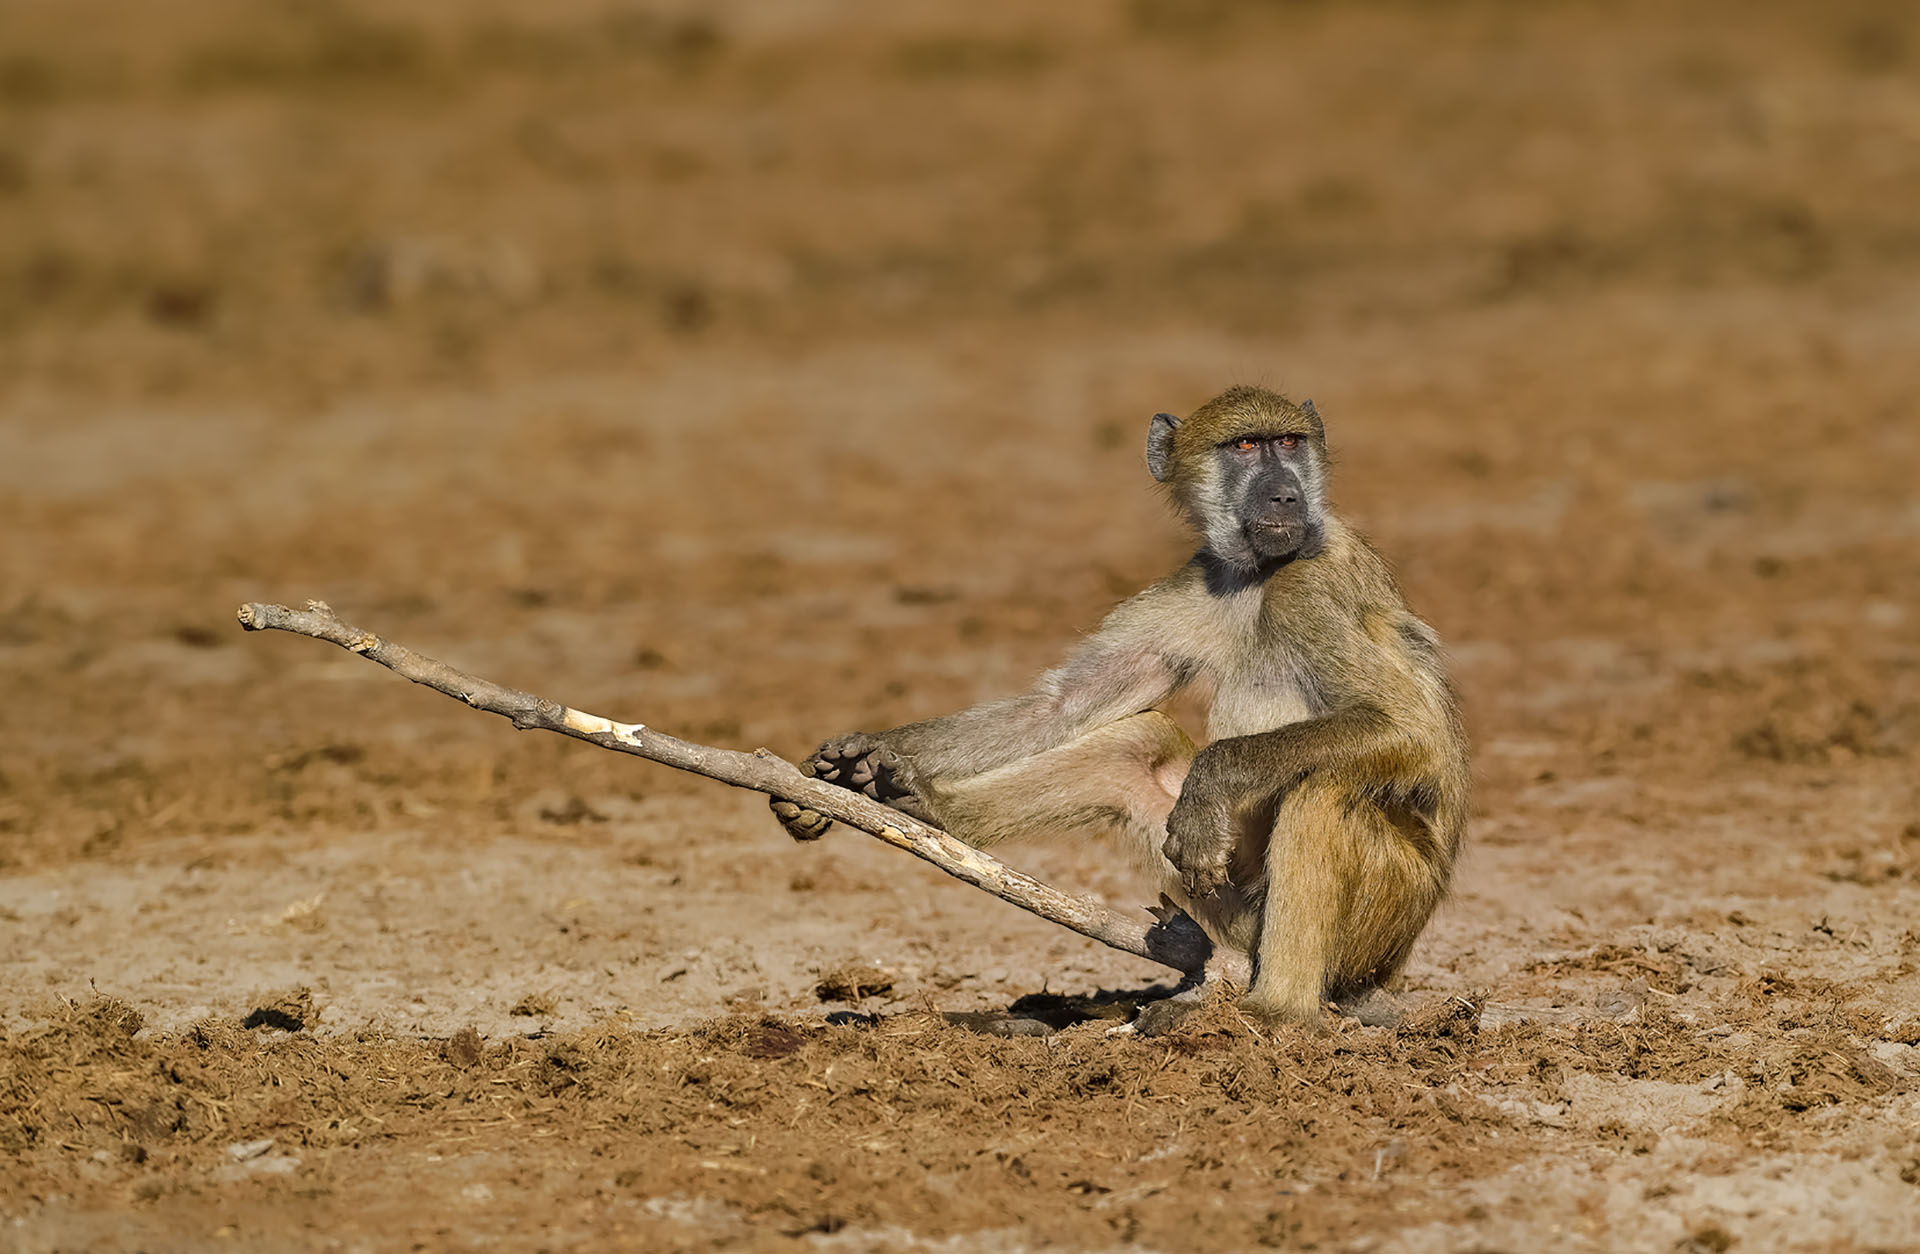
[1163,797,1233,898]
[1163,749,1238,897]
[1152,737,1259,894]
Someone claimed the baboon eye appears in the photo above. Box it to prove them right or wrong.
[1277,434,1300,450]
[1231,437,1260,452]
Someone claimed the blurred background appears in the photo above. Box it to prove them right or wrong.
[4,0,1917,398]
[3,0,1919,1246]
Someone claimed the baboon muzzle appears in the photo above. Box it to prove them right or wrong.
[1243,466,1313,557]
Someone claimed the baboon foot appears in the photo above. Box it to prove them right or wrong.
[808,735,937,822]
[770,798,834,842]
[1333,987,1409,1028]
[770,733,937,841]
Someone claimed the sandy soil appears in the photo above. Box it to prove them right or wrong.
[3,1,1919,1249]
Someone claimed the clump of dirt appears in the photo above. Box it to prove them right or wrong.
[507,991,558,1018]
[814,965,896,1002]
[240,988,314,1033]
[440,1025,484,1069]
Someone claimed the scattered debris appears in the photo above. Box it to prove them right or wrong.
[241,988,314,1033]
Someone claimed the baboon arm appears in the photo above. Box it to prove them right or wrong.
[1183,705,1409,808]
[1164,704,1414,894]
[882,597,1197,782]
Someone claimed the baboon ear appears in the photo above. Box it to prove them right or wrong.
[1300,398,1319,423]
[1146,413,1181,483]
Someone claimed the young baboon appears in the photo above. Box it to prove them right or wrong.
[771,385,1469,1022]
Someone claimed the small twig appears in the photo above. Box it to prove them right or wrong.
[237,600,1245,983]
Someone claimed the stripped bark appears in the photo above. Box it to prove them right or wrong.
[236,600,1245,983]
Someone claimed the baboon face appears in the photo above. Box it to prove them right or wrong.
[1147,387,1328,570]
[1213,429,1324,564]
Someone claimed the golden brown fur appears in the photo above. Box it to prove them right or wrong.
[774,386,1469,1023]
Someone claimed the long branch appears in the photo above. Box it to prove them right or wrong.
[236,600,1245,984]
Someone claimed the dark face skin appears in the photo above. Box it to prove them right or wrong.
[1215,432,1323,565]
[1146,405,1329,582]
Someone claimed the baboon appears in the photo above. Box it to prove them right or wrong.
[771,385,1469,1022]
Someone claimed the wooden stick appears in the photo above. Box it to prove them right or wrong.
[236,600,1246,984]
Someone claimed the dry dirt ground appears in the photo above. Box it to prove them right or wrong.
[3,1,1919,1250]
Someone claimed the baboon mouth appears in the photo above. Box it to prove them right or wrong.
[1247,520,1319,562]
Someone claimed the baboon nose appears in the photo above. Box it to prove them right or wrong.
[1274,494,1297,505]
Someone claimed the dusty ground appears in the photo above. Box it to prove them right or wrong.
[3,1,1919,1249]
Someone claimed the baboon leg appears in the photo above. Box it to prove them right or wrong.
[1242,779,1445,1023]
[927,712,1258,947]
[926,710,1193,857]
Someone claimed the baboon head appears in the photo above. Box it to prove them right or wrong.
[1146,385,1329,570]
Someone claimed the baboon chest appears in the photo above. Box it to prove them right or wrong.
[1195,599,1321,740]
[1206,658,1317,740]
